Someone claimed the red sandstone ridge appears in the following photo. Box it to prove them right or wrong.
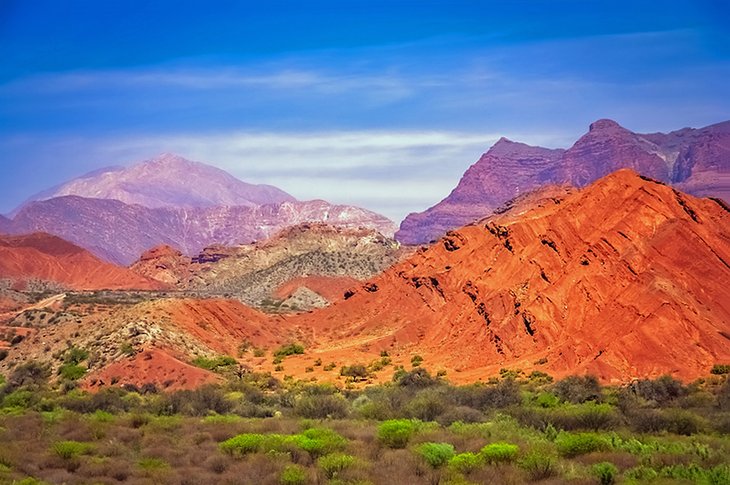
[289,170,730,383]
[397,119,730,244]
[0,233,165,291]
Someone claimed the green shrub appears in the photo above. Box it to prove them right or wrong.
[52,440,92,460]
[411,355,424,367]
[2,389,34,409]
[289,427,347,457]
[58,364,86,380]
[481,442,519,463]
[555,432,611,457]
[340,364,370,381]
[448,452,483,474]
[63,346,89,365]
[711,364,730,375]
[274,343,305,358]
[377,419,419,448]
[415,442,455,468]
[280,464,308,485]
[592,462,618,485]
[219,433,266,455]
[318,453,356,479]
[519,451,557,481]
[535,392,560,408]
[191,355,237,371]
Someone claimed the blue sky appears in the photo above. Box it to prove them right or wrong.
[1,0,728,221]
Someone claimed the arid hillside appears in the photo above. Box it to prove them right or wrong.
[0,233,164,291]
[286,170,730,383]
[130,223,408,311]
[1,171,728,389]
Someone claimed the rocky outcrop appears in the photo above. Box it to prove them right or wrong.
[130,223,407,310]
[291,170,730,383]
[397,119,730,244]
[0,233,165,291]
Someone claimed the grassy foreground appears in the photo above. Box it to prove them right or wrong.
[0,363,729,484]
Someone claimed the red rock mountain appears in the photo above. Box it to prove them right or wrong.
[21,153,294,209]
[397,119,730,244]
[288,170,730,383]
[0,233,164,290]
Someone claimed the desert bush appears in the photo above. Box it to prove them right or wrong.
[519,451,558,481]
[404,388,449,421]
[414,442,455,468]
[4,360,50,391]
[274,343,305,358]
[395,367,439,388]
[52,440,92,459]
[436,405,484,425]
[317,453,356,479]
[63,346,89,365]
[220,433,268,455]
[555,432,611,457]
[453,380,521,409]
[289,427,348,458]
[377,419,420,448]
[340,364,370,381]
[592,461,618,485]
[294,393,349,419]
[448,452,483,474]
[663,408,703,435]
[191,355,237,371]
[411,355,424,367]
[280,464,308,485]
[58,364,86,380]
[711,364,730,375]
[156,386,232,416]
[629,375,687,405]
[717,380,730,411]
[481,442,519,463]
[553,375,602,403]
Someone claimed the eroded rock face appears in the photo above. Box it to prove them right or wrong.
[291,170,730,383]
[397,119,730,244]
[130,223,407,310]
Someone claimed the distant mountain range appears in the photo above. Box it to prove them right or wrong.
[2,154,396,264]
[18,153,294,210]
[397,119,730,244]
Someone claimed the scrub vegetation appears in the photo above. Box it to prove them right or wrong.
[0,363,729,484]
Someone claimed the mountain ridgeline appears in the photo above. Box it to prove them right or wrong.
[2,154,397,264]
[397,119,730,244]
